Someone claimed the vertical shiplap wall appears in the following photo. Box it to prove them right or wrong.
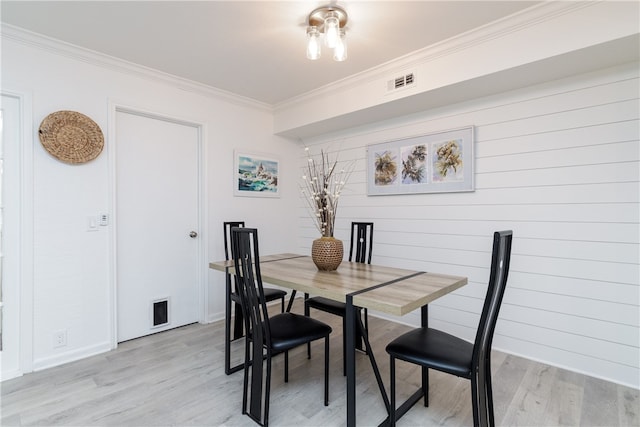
[298,63,639,388]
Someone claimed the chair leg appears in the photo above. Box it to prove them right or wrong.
[470,374,480,427]
[422,367,429,407]
[264,353,272,427]
[284,350,289,383]
[389,356,396,427]
[241,340,251,415]
[233,302,244,339]
[285,290,297,312]
[324,336,330,406]
[225,297,232,374]
[280,296,285,313]
[477,367,489,427]
[486,357,495,427]
[304,296,311,359]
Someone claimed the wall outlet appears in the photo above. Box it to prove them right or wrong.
[53,330,67,348]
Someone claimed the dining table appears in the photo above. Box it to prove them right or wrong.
[209,253,468,427]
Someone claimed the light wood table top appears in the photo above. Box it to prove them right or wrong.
[209,253,467,316]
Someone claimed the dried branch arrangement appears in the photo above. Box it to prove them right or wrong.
[300,147,355,237]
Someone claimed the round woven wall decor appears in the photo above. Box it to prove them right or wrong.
[38,110,104,164]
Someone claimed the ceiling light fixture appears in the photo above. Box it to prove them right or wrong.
[306,5,348,61]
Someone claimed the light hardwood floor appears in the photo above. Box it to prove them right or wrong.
[2,300,638,426]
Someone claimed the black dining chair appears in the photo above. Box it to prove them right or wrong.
[386,230,513,427]
[305,221,374,373]
[223,221,287,374]
[231,227,332,427]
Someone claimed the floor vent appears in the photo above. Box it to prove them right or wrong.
[152,298,169,328]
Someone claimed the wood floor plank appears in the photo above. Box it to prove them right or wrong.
[500,361,558,425]
[2,299,637,426]
[542,375,584,426]
[491,353,530,424]
[581,375,620,426]
[618,385,640,427]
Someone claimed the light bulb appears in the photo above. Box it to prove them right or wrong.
[333,29,347,61]
[306,26,321,60]
[324,13,339,48]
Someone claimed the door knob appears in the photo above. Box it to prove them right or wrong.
[189,231,198,238]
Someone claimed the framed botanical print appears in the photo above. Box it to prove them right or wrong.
[367,126,474,195]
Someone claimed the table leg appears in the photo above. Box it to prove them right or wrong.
[421,304,429,407]
[346,295,356,427]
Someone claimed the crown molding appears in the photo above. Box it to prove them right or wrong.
[0,23,273,113]
[274,1,594,111]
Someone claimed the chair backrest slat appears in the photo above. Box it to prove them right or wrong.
[473,230,513,365]
[223,221,245,261]
[349,222,374,264]
[231,227,270,421]
[231,227,271,344]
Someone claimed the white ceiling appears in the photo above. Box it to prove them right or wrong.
[0,1,540,105]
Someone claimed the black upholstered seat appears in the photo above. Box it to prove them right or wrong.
[223,221,286,375]
[268,313,332,352]
[305,222,374,373]
[386,328,473,377]
[386,230,513,427]
[305,296,347,316]
[232,227,332,427]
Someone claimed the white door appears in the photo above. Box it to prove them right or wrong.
[116,110,200,342]
[1,94,22,379]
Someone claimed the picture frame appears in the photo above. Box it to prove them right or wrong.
[233,150,280,197]
[366,126,474,195]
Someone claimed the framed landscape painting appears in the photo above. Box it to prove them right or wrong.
[233,151,280,197]
[366,126,474,195]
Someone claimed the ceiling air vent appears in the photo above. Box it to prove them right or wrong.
[387,73,416,93]
[405,73,414,85]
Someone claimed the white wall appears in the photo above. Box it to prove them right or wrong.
[297,62,640,388]
[1,29,299,373]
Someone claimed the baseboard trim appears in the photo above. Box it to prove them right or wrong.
[33,341,112,372]
[1,368,23,382]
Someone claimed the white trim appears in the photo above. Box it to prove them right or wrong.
[33,341,112,372]
[0,90,35,378]
[107,101,208,348]
[19,90,34,374]
[198,123,209,324]
[1,369,22,382]
[107,101,118,350]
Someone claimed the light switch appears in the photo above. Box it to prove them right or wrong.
[87,216,98,231]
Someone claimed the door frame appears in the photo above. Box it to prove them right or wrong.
[107,101,208,349]
[0,90,35,379]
